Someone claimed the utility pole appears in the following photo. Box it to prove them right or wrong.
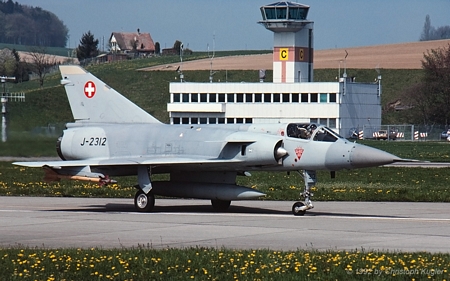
[1,76,25,142]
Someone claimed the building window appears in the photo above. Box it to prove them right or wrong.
[328,118,336,128]
[191,93,198,103]
[236,118,243,124]
[200,94,207,102]
[330,93,337,103]
[200,118,207,124]
[301,93,308,102]
[182,93,189,102]
[264,93,271,103]
[227,93,234,103]
[320,93,327,103]
[282,94,290,103]
[209,93,216,102]
[173,117,180,124]
[276,7,287,19]
[310,93,318,103]
[255,94,262,102]
[245,118,253,124]
[173,93,180,102]
[218,117,225,124]
[264,8,276,20]
[227,118,234,124]
[292,93,299,103]
[273,93,280,103]
[209,118,217,124]
[310,118,318,124]
[191,117,198,124]
[237,94,244,103]
[245,94,253,103]
[219,94,225,102]
[182,117,189,124]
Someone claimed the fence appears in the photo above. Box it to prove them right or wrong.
[361,124,448,141]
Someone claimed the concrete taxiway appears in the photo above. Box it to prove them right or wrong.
[1,197,449,252]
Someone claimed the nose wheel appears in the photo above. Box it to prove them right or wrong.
[292,202,306,216]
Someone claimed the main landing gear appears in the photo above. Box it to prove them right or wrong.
[292,170,316,216]
[211,199,231,211]
[134,166,155,212]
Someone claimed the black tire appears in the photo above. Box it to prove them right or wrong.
[211,199,231,211]
[134,190,155,212]
[292,201,306,216]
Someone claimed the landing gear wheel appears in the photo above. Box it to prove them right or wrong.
[292,202,306,216]
[211,199,231,211]
[134,190,155,212]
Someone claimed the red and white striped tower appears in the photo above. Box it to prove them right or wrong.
[258,2,314,83]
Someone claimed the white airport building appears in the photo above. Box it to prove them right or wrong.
[167,2,381,138]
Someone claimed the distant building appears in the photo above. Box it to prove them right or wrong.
[161,48,178,56]
[109,29,155,56]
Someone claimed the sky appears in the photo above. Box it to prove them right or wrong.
[17,0,450,51]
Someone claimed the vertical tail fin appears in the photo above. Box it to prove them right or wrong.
[59,65,161,124]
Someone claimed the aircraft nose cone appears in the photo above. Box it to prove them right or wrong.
[350,144,400,168]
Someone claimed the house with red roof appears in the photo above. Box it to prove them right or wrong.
[109,29,155,56]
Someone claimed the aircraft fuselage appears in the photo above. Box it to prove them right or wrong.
[57,122,396,176]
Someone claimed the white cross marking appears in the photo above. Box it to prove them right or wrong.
[84,81,96,98]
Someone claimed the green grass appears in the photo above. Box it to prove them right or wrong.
[0,133,58,157]
[0,247,448,280]
[237,167,450,202]
[1,59,428,157]
[4,54,424,131]
[357,140,450,162]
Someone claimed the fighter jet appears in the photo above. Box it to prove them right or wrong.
[14,65,405,216]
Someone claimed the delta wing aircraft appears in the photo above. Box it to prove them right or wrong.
[14,65,406,216]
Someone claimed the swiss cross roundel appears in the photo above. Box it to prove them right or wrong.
[84,81,96,98]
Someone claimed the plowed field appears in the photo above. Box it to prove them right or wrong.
[142,39,450,71]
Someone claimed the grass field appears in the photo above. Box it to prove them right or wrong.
[1,247,448,280]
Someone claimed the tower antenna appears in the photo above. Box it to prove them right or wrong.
[208,33,216,83]
[179,42,184,82]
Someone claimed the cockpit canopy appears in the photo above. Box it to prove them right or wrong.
[286,123,342,142]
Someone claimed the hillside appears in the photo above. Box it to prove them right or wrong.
[4,40,445,142]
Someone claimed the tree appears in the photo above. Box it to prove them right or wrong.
[420,15,433,41]
[154,42,160,55]
[173,40,183,55]
[0,48,16,76]
[403,44,450,126]
[27,46,57,87]
[76,31,99,62]
[0,2,68,47]
[421,44,450,125]
[419,15,450,41]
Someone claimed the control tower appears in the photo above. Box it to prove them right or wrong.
[259,2,313,83]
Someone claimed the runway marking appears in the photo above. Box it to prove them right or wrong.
[1,209,449,223]
[133,212,450,223]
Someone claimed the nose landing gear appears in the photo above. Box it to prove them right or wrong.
[292,170,316,216]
